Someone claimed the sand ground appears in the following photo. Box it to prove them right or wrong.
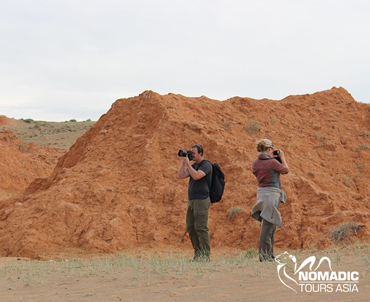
[0,246,369,302]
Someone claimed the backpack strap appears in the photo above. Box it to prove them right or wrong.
[203,160,212,190]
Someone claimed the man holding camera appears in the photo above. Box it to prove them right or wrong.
[178,144,213,262]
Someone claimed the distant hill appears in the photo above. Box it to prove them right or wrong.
[0,116,95,149]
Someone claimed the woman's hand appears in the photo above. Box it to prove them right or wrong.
[277,149,285,158]
[277,149,289,171]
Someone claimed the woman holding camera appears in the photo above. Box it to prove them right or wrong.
[251,139,289,261]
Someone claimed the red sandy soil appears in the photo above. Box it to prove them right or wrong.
[0,87,369,258]
[0,129,64,200]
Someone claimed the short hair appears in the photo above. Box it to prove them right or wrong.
[192,144,203,156]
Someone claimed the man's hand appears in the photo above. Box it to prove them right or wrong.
[180,155,206,180]
[183,156,191,167]
[178,156,190,179]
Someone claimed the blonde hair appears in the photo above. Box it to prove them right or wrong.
[256,139,273,152]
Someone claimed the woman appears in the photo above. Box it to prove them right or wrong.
[251,139,289,261]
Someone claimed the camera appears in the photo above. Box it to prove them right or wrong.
[273,150,282,163]
[178,149,193,160]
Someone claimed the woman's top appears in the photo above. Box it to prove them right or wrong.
[252,153,289,189]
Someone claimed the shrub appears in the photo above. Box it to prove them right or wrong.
[356,163,364,169]
[329,222,363,243]
[245,120,260,133]
[269,117,277,124]
[22,118,34,123]
[357,144,369,152]
[343,175,352,188]
[221,120,234,131]
[228,207,242,219]
[355,172,365,179]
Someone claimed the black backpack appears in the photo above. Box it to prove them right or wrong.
[206,161,225,203]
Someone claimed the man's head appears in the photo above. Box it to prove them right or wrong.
[191,144,204,163]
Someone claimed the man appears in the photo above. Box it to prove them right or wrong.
[178,144,213,261]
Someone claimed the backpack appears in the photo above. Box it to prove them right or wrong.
[206,161,225,203]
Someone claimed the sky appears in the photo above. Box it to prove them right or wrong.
[0,0,369,121]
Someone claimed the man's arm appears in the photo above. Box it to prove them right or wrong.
[183,157,206,180]
[178,159,190,179]
[187,165,206,180]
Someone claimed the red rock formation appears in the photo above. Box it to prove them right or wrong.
[0,130,63,193]
[0,88,369,258]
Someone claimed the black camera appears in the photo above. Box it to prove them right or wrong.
[178,149,193,160]
[273,150,282,163]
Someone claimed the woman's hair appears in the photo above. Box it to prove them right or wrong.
[256,139,273,152]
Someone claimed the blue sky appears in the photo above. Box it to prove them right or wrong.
[1,0,369,121]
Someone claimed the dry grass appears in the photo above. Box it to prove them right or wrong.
[1,243,370,300]
[0,250,269,286]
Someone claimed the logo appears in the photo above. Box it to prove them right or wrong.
[275,252,359,293]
